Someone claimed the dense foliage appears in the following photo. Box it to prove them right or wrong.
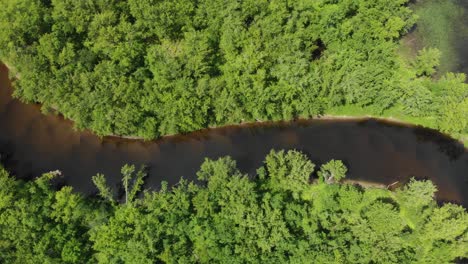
[0,0,466,139]
[1,150,467,263]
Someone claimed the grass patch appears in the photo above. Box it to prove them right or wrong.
[409,0,465,74]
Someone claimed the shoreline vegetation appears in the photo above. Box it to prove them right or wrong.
[4,63,467,147]
[0,1,467,262]
[1,150,467,263]
[2,60,467,146]
[0,0,466,141]
[115,114,467,147]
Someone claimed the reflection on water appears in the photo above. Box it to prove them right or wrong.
[0,64,467,205]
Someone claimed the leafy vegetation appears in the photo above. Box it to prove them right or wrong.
[1,150,467,263]
[0,0,466,139]
[0,1,466,262]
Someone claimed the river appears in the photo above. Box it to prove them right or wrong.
[0,65,467,205]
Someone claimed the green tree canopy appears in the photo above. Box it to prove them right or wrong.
[7,0,464,138]
[1,151,466,263]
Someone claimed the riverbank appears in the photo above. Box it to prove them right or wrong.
[325,105,468,147]
[2,154,465,263]
[311,178,395,190]
[2,62,466,147]
[122,112,468,148]
[110,114,468,148]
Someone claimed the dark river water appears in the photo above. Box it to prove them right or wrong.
[0,65,467,205]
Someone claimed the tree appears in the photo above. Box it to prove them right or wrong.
[0,169,95,263]
[259,150,315,196]
[92,173,114,204]
[429,73,468,133]
[413,48,441,76]
[414,203,468,262]
[318,159,347,184]
[121,164,146,205]
[93,164,146,205]
[1,151,467,263]
[396,178,437,227]
[1,0,444,139]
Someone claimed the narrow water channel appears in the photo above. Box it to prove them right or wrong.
[0,64,467,205]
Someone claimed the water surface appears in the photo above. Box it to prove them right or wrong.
[0,64,467,205]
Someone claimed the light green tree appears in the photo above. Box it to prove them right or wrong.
[318,159,348,184]
[92,164,146,205]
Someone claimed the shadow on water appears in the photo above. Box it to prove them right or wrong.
[0,64,467,206]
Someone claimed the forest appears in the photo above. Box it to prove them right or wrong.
[0,150,466,263]
[1,0,467,262]
[0,0,466,139]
